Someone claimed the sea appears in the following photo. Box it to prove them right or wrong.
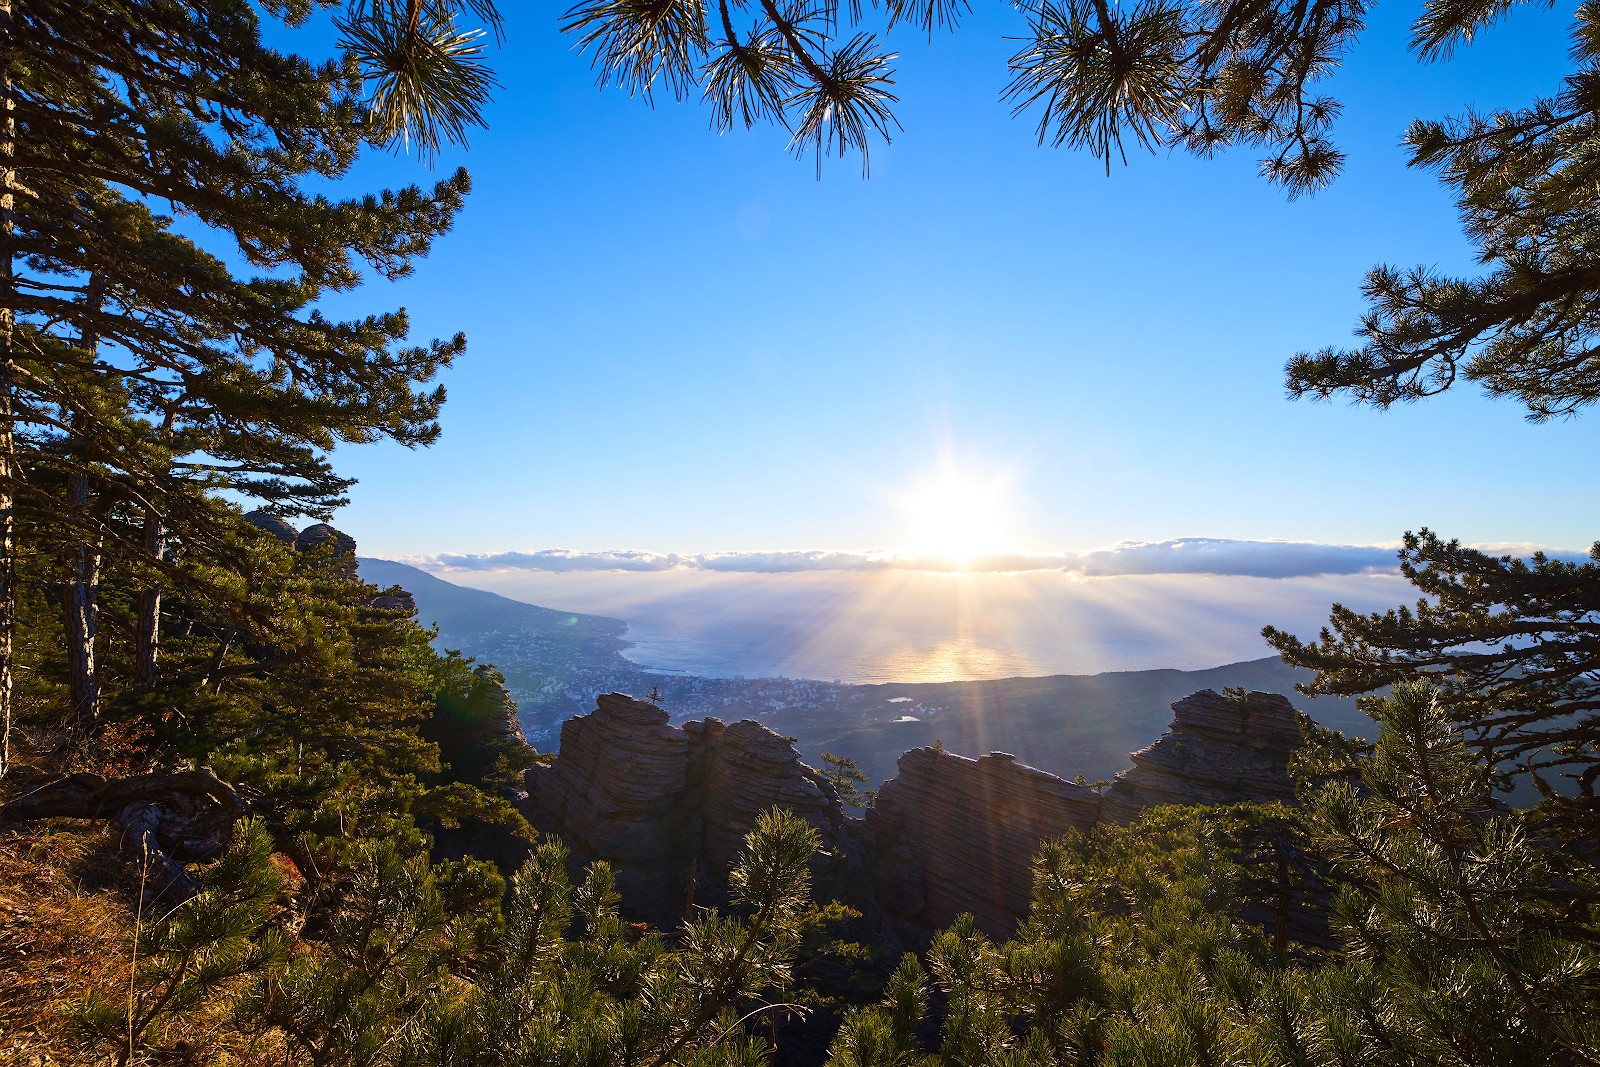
[448,568,1415,684]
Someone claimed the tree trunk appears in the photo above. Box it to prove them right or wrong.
[66,275,106,728]
[200,628,235,695]
[0,0,17,779]
[134,408,174,690]
[65,475,101,728]
[134,510,165,688]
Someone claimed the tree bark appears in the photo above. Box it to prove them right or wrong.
[0,0,17,779]
[133,511,165,688]
[65,474,101,728]
[66,274,106,728]
[134,408,174,690]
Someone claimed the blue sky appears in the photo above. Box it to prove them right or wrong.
[306,1,1595,563]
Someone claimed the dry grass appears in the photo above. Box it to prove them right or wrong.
[0,822,136,1065]
[0,823,283,1067]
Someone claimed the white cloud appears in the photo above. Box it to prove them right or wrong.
[411,537,1423,579]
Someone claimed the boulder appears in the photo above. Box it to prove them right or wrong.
[295,522,357,558]
[242,509,299,544]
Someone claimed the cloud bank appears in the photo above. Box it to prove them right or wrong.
[410,538,1409,580]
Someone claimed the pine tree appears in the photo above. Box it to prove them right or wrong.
[0,0,504,773]
[1301,682,1600,1067]
[375,808,822,1066]
[1265,529,1600,825]
[67,817,290,1066]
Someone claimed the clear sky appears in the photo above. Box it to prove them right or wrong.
[306,1,1595,564]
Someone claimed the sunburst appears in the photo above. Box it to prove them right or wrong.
[902,469,1013,566]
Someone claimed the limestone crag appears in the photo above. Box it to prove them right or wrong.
[527,694,691,924]
[295,522,359,576]
[686,718,842,872]
[525,693,847,926]
[473,665,528,747]
[1100,690,1303,823]
[527,687,1317,940]
[863,749,1102,935]
[372,589,418,613]
[242,512,413,611]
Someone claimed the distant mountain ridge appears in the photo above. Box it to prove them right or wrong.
[357,557,1368,785]
[359,557,627,641]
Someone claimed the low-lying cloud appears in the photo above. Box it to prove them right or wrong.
[413,538,1410,580]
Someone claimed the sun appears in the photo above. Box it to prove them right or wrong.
[902,470,1013,565]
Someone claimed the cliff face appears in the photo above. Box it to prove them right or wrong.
[527,694,691,925]
[527,694,846,927]
[1099,689,1303,823]
[860,689,1306,937]
[685,717,841,872]
[526,688,1309,937]
[863,749,1101,934]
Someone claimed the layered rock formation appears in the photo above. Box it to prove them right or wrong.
[863,749,1101,934]
[526,688,1310,938]
[527,694,692,923]
[856,689,1307,937]
[470,665,528,748]
[685,718,841,873]
[243,510,299,544]
[295,521,357,559]
[1099,689,1303,822]
[527,693,846,926]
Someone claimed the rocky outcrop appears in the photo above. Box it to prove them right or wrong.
[862,749,1102,935]
[295,522,359,576]
[686,718,841,872]
[295,522,357,558]
[1099,690,1303,823]
[527,694,848,926]
[371,588,418,613]
[241,512,413,615]
[529,687,1313,939]
[242,509,299,544]
[527,694,690,923]
[471,665,527,747]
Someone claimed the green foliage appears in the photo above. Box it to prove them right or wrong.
[823,687,1599,1067]
[1266,528,1600,819]
[67,818,289,1066]
[1305,681,1600,1065]
[238,837,473,1066]
[396,808,822,1067]
[426,659,538,796]
[821,751,877,809]
[559,0,1357,186]
[1284,1,1600,416]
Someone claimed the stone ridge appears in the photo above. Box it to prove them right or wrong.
[526,687,1311,939]
[863,749,1102,935]
[686,718,841,874]
[527,693,690,925]
[1099,689,1302,823]
[526,693,848,927]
